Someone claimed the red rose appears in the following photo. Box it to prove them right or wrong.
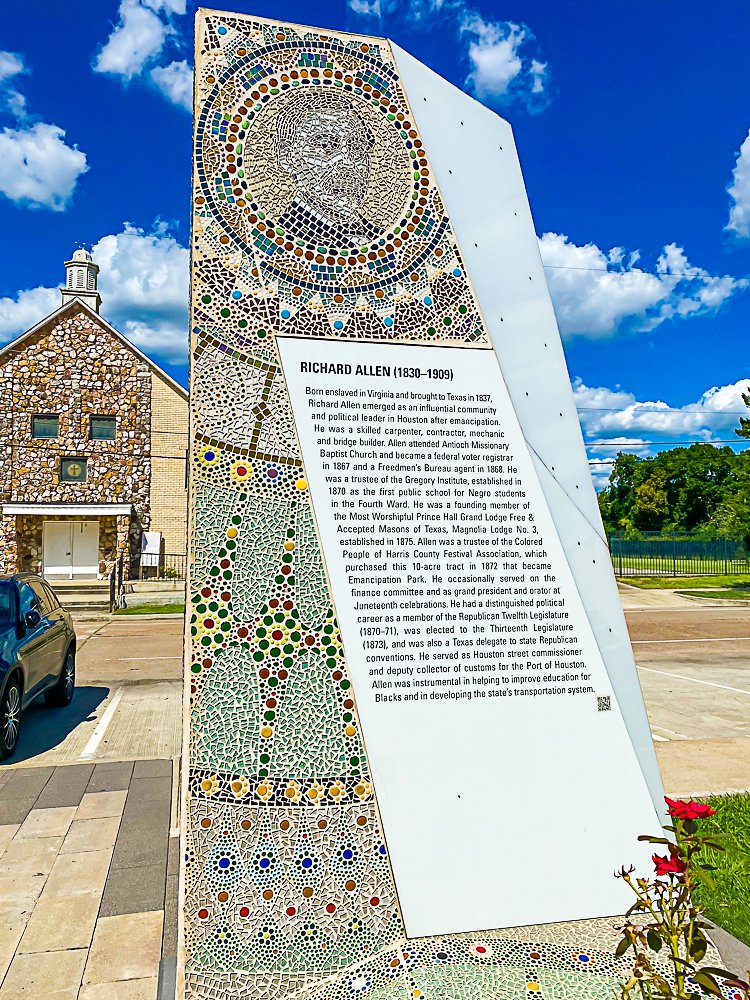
[652,852,687,877]
[664,797,716,821]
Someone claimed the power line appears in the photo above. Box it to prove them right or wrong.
[576,405,750,416]
[543,263,750,281]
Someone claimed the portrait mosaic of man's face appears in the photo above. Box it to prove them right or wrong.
[275,92,375,229]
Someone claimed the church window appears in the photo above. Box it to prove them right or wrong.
[90,416,116,440]
[32,414,59,439]
[60,458,87,483]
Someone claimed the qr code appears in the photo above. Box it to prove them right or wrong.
[597,695,611,712]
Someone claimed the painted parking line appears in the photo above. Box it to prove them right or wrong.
[78,688,123,760]
[632,637,750,643]
[651,732,668,742]
[636,665,750,698]
[651,724,690,740]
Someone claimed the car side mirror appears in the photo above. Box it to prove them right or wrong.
[24,610,41,629]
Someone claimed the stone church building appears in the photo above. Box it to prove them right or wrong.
[0,249,188,580]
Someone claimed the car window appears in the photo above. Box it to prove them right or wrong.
[30,581,52,616]
[19,583,38,618]
[0,582,14,627]
[41,582,60,611]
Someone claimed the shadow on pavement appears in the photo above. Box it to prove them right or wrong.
[1,685,110,765]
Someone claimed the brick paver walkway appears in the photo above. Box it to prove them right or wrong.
[0,759,177,998]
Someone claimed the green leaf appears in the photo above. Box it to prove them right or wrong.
[701,966,748,982]
[690,937,708,962]
[646,930,662,952]
[693,970,722,996]
[691,867,716,890]
[615,936,631,959]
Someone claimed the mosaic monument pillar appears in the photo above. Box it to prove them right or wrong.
[184,10,665,998]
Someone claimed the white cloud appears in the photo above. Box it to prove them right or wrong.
[93,0,170,80]
[540,232,747,339]
[142,0,186,11]
[0,224,188,365]
[0,50,27,116]
[726,128,750,239]
[0,51,24,80]
[461,15,548,109]
[93,0,192,113]
[574,377,750,441]
[345,0,398,17]
[0,285,58,341]
[150,59,192,111]
[348,0,384,14]
[93,223,189,363]
[0,123,88,211]
[575,376,750,489]
[346,0,549,110]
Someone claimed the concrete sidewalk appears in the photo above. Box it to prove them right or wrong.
[0,759,177,998]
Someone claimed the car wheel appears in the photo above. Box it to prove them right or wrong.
[45,649,76,708]
[0,677,22,760]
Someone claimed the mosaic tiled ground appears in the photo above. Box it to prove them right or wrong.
[185,10,725,999]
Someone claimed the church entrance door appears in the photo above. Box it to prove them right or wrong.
[43,521,99,579]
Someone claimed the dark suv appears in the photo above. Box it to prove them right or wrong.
[0,574,76,759]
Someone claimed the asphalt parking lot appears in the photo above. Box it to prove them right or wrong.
[621,589,750,796]
[3,595,747,795]
[6,617,184,770]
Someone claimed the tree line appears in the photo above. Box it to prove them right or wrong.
[597,390,750,542]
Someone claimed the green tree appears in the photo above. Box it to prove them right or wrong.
[597,443,750,536]
[631,470,670,530]
[710,492,750,547]
[598,453,646,534]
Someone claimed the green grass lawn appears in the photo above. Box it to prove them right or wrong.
[114,603,186,615]
[693,793,750,947]
[676,588,750,601]
[619,575,750,590]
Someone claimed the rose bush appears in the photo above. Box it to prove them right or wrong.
[615,797,748,999]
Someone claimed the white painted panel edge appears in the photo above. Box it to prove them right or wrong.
[391,42,665,816]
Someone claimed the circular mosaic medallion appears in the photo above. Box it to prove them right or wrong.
[195,37,449,296]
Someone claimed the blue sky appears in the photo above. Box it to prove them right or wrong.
[1,0,749,486]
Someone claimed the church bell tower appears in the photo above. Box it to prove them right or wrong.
[61,247,102,313]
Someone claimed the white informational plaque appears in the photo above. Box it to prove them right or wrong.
[279,336,661,938]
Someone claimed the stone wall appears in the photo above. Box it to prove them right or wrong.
[15,515,42,574]
[0,516,17,576]
[0,302,151,576]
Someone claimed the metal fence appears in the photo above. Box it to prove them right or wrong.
[138,552,187,581]
[608,533,750,576]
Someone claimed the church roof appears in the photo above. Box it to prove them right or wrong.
[0,298,188,399]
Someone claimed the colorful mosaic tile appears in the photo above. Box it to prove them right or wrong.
[186,10,726,999]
